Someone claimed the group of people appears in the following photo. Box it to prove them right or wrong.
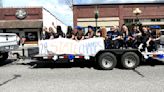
[42,23,161,52]
[42,24,95,40]
[105,24,161,52]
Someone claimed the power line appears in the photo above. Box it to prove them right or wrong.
[65,0,74,10]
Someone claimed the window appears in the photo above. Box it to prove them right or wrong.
[151,19,156,22]
[124,19,133,24]
[25,32,38,41]
[151,19,161,22]
[157,19,161,22]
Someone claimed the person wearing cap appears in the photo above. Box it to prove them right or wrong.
[85,26,95,39]
[74,26,84,41]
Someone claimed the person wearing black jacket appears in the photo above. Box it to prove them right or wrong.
[56,26,65,38]
[129,25,142,48]
[66,26,73,38]
[107,26,122,49]
[85,26,95,39]
[139,26,151,52]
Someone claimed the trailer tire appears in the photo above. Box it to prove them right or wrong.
[98,53,117,70]
[121,52,140,69]
[0,52,8,61]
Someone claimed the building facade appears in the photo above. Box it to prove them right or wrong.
[0,7,67,46]
[73,3,164,30]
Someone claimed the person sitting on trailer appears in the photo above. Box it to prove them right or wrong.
[95,29,101,37]
[128,25,142,48]
[42,26,50,40]
[139,26,151,52]
[56,25,65,38]
[146,26,161,51]
[48,27,56,39]
[74,26,85,41]
[100,27,107,40]
[85,26,95,39]
[120,24,129,48]
[107,26,122,49]
[99,27,110,49]
[66,26,73,38]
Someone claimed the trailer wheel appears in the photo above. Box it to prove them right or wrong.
[98,53,117,70]
[121,52,140,69]
[0,52,8,61]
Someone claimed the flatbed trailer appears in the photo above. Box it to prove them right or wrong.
[33,49,146,70]
[32,38,164,70]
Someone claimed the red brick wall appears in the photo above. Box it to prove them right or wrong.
[73,4,164,26]
[0,7,43,20]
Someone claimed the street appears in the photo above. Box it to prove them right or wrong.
[0,59,164,92]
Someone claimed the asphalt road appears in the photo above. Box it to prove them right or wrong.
[0,59,164,92]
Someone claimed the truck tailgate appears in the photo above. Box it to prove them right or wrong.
[0,33,18,46]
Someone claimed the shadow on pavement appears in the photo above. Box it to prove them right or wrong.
[19,59,94,69]
[0,74,21,87]
[140,58,164,67]
[18,58,164,70]
[0,60,15,67]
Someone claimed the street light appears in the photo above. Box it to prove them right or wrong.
[94,6,99,31]
[133,8,142,25]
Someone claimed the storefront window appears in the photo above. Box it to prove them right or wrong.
[25,32,38,41]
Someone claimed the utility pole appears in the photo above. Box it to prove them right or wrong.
[94,5,99,31]
[71,0,73,10]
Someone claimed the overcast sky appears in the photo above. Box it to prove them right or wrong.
[2,0,163,26]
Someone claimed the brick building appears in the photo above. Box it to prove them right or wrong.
[0,7,67,46]
[73,2,164,30]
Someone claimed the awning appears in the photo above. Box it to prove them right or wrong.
[0,20,43,29]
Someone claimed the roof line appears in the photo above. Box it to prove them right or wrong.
[0,6,43,8]
[73,2,164,6]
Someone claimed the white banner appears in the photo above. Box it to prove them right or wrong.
[39,38,105,56]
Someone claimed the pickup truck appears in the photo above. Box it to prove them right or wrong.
[0,33,19,61]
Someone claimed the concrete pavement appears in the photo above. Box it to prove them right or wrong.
[0,59,164,92]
